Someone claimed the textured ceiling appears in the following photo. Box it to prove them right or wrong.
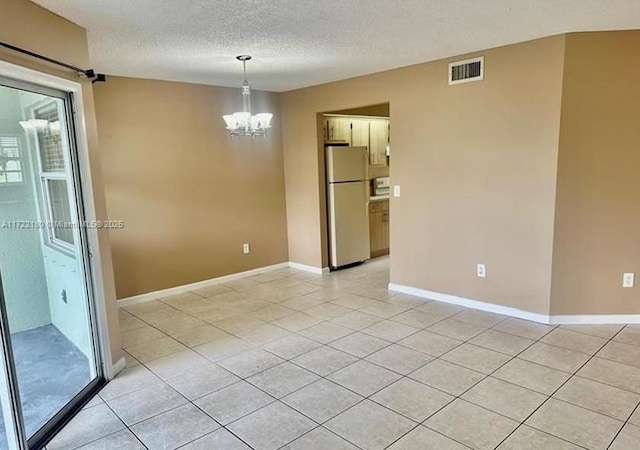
[33,0,640,92]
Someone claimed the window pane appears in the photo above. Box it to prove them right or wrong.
[35,105,66,173]
[47,179,74,245]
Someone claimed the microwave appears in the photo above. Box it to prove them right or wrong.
[374,177,390,196]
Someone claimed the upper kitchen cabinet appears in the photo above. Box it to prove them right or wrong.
[369,118,389,166]
[325,116,352,143]
[351,119,370,147]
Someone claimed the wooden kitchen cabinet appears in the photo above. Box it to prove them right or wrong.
[369,200,389,257]
[351,119,370,147]
[325,117,352,143]
[369,118,389,166]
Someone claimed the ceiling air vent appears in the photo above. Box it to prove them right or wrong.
[449,57,484,85]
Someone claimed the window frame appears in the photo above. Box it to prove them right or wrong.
[0,134,25,186]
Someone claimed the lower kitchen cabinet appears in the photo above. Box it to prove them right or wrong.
[369,200,389,257]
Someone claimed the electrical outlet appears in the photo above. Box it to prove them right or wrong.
[242,243,250,254]
[623,273,635,288]
[393,185,401,197]
[477,264,486,278]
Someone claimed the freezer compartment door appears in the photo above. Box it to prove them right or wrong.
[326,146,368,183]
[328,181,371,268]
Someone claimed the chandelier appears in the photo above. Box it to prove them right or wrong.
[223,55,273,138]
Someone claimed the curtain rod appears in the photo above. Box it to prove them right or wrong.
[0,41,106,83]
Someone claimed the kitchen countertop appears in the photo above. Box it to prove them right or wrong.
[370,195,390,202]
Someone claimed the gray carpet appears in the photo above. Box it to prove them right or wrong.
[0,325,90,448]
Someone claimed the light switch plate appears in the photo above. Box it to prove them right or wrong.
[623,273,635,288]
[243,243,250,254]
[393,185,401,197]
[477,264,486,278]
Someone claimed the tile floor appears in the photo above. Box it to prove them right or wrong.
[48,257,640,449]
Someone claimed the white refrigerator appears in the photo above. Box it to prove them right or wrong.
[326,146,370,269]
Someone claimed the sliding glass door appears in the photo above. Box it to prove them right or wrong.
[0,77,103,449]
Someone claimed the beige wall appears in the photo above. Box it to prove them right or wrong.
[551,31,640,315]
[0,0,121,363]
[93,77,289,298]
[281,35,566,314]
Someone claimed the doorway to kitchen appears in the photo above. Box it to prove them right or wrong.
[0,73,105,449]
[320,103,390,272]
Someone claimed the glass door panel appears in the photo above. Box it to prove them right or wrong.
[0,80,100,447]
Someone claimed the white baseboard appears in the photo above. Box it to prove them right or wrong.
[388,283,640,325]
[118,262,290,307]
[288,262,330,275]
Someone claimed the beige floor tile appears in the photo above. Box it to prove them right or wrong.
[283,379,363,423]
[193,334,252,362]
[329,332,390,357]
[365,344,433,375]
[106,383,187,425]
[496,425,582,449]
[218,348,284,378]
[425,399,519,450]
[391,310,446,329]
[399,330,461,357]
[180,428,251,450]
[578,357,640,393]
[197,305,241,323]
[554,376,640,420]
[305,303,353,319]
[250,304,296,321]
[610,423,640,450]
[329,294,374,310]
[137,308,205,335]
[190,284,234,299]
[119,312,147,332]
[631,407,640,426]
[170,324,229,347]
[409,359,485,396]
[166,297,219,315]
[99,365,164,401]
[413,301,464,317]
[292,346,358,376]
[247,362,319,398]
[329,310,382,330]
[47,404,126,450]
[124,300,172,316]
[125,336,188,363]
[120,325,165,349]
[441,343,511,374]
[469,329,534,356]
[262,334,321,359]
[614,327,640,347]
[131,403,219,450]
[541,328,607,355]
[559,324,624,339]
[325,400,416,450]
[493,317,554,340]
[195,380,275,425]
[388,425,468,449]
[527,398,623,449]
[282,427,358,450]
[235,323,291,346]
[372,378,453,422]
[299,322,353,344]
[462,377,547,421]
[272,312,324,331]
[493,358,571,395]
[519,342,590,373]
[227,402,316,450]
[598,341,640,369]
[165,363,240,400]
[214,315,266,334]
[427,318,487,340]
[329,360,401,396]
[454,309,507,327]
[362,320,419,342]
[281,296,327,312]
[359,301,410,319]
[145,349,210,379]
[75,429,146,450]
